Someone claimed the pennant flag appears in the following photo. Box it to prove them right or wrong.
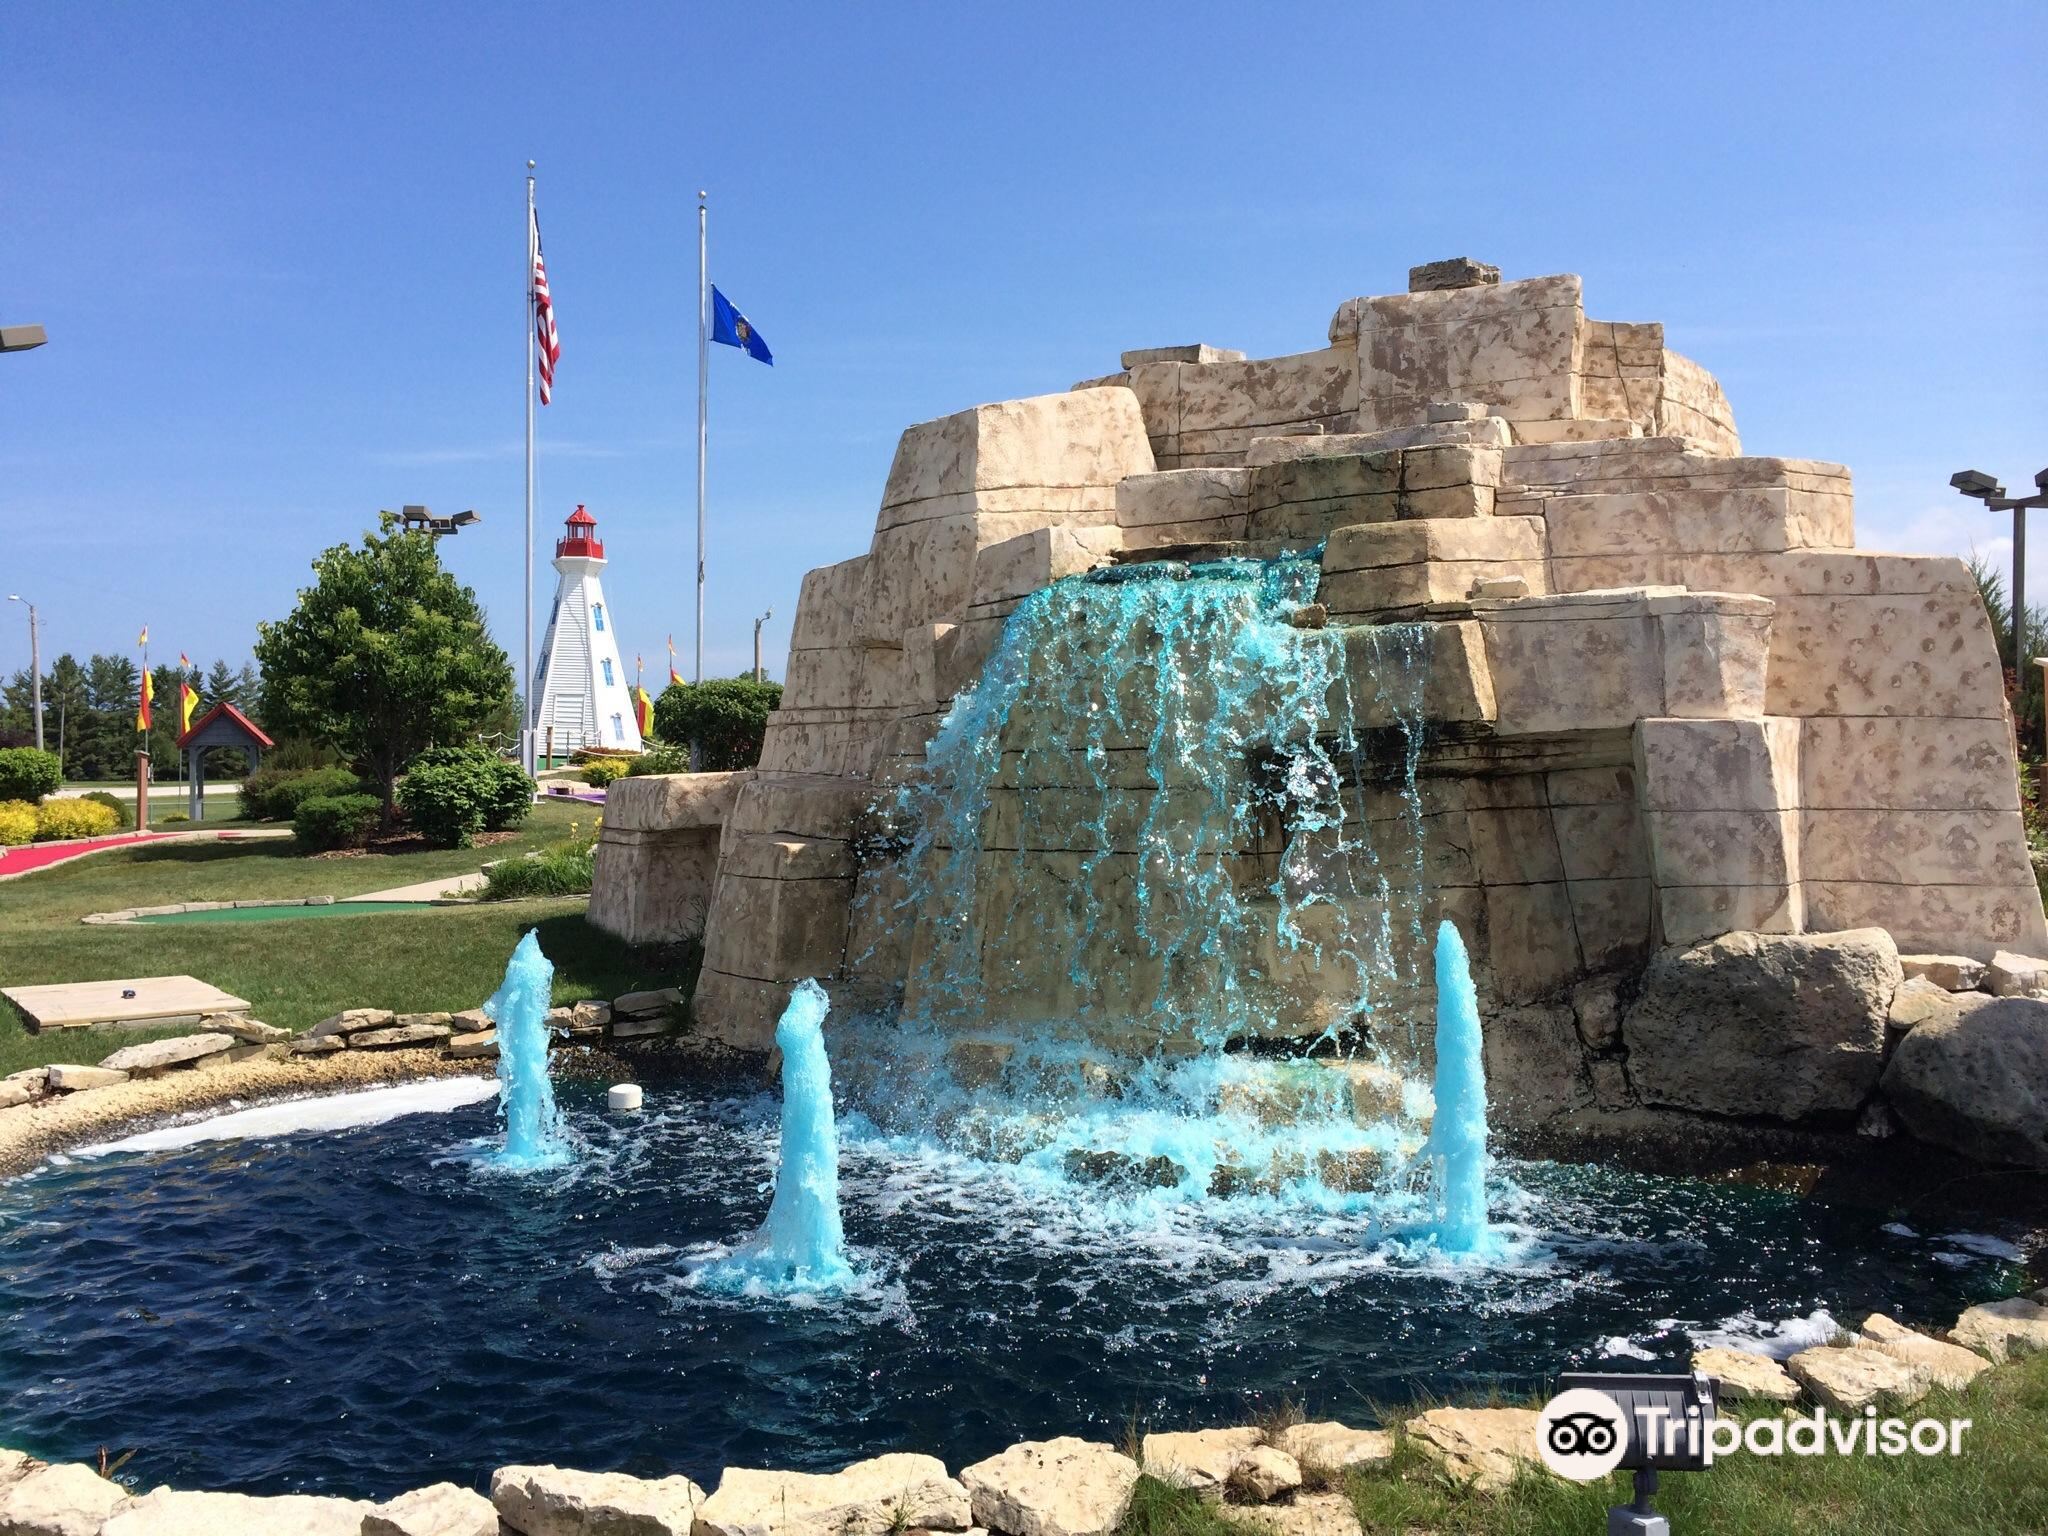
[667,634,684,687]
[178,651,190,669]
[631,684,655,738]
[532,207,560,404]
[136,671,154,732]
[137,625,149,647]
[710,286,772,365]
[179,679,199,734]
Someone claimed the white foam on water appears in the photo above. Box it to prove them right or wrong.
[1882,1222,1918,1238]
[1600,1336,1658,1360]
[1939,1232,2025,1261]
[73,1078,501,1157]
[1690,1307,1839,1359]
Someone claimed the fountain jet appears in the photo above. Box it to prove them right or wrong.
[706,979,853,1291]
[1425,919,1490,1252]
[485,930,568,1168]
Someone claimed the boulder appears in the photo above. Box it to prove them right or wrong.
[1482,1004,1591,1123]
[362,1482,505,1536]
[612,988,685,1019]
[1622,929,1900,1122]
[1220,1493,1361,1536]
[0,1462,129,1536]
[1229,1447,1300,1503]
[1400,1407,1543,1492]
[45,1063,129,1092]
[450,1008,491,1033]
[203,1013,290,1044]
[1858,1314,1992,1390]
[100,1488,370,1535]
[1139,1428,1260,1501]
[97,1032,235,1076]
[569,1001,612,1032]
[392,1012,454,1031]
[1689,1346,1801,1403]
[1881,997,2048,1166]
[697,1454,971,1536]
[1899,954,1987,992]
[0,1448,46,1492]
[289,1035,346,1055]
[446,1030,499,1060]
[349,1023,454,1050]
[1985,951,2048,998]
[1950,1297,2048,1362]
[959,1438,1139,1536]
[609,1017,671,1041]
[1885,975,1985,1044]
[1784,1345,1927,1411]
[309,1008,395,1039]
[1275,1422,1393,1472]
[489,1464,706,1536]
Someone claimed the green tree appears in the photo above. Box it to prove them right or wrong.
[205,659,240,705]
[255,514,516,812]
[75,654,140,782]
[651,676,783,771]
[1967,550,2046,759]
[45,655,88,777]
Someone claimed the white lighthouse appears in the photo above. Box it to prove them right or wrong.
[531,504,643,758]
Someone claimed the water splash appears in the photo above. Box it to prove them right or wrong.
[1424,920,1491,1253]
[484,931,569,1169]
[699,979,855,1292]
[870,551,1431,1058]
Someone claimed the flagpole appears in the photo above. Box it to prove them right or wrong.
[696,189,708,687]
[524,162,538,774]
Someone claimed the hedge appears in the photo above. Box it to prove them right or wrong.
[294,793,381,852]
[0,748,62,805]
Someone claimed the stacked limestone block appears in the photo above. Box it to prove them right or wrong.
[677,259,2044,1053]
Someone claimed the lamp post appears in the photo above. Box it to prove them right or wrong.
[6,595,42,752]
[1953,467,2048,669]
[393,505,483,539]
[0,324,47,353]
[752,607,773,684]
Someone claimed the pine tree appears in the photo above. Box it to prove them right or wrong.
[45,655,89,776]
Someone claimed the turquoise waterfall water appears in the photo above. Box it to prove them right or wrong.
[704,978,854,1291]
[485,930,568,1168]
[1425,919,1491,1251]
[877,551,1431,1054]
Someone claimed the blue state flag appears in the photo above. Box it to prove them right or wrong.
[710,286,773,365]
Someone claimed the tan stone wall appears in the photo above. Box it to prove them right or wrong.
[678,264,2046,1050]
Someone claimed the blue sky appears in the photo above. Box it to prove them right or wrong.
[2,2,2042,686]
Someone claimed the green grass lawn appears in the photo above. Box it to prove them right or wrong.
[1119,1351,2048,1536]
[0,800,691,1075]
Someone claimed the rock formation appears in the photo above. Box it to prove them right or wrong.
[594,259,2044,1145]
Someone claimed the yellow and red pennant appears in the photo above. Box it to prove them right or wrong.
[631,684,655,738]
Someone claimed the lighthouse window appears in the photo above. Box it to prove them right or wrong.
[593,604,606,632]
[611,713,624,742]
[601,658,614,686]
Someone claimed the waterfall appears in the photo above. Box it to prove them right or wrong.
[876,551,1431,1056]
[1425,919,1491,1252]
[485,930,568,1168]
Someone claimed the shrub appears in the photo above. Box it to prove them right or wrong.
[240,765,366,822]
[651,677,783,772]
[396,758,498,848]
[482,845,597,900]
[294,792,380,852]
[34,798,120,841]
[82,791,133,830]
[161,811,189,824]
[582,757,630,787]
[0,801,36,846]
[0,748,62,804]
[626,744,690,776]
[409,745,533,830]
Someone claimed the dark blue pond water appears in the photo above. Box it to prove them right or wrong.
[0,1080,2023,1500]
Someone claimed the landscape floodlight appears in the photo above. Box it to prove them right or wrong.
[1950,469,2004,499]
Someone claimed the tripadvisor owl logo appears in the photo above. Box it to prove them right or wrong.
[1536,1387,1629,1480]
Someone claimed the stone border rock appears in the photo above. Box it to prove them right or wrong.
[0,1305,2039,1536]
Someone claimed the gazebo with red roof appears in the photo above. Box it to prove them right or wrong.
[176,702,275,822]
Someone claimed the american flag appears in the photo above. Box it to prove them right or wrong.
[531,207,560,404]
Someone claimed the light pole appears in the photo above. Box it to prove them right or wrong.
[1953,467,2048,674]
[6,595,42,753]
[393,505,482,539]
[0,324,47,353]
[753,608,773,684]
